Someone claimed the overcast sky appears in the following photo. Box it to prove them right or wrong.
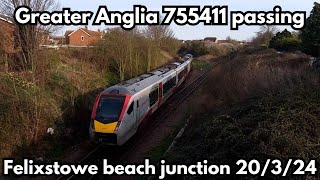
[58,0,316,41]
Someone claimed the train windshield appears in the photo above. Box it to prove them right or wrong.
[95,96,125,123]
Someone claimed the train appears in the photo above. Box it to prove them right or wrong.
[89,54,193,145]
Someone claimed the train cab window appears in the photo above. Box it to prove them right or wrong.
[127,102,134,115]
[137,100,139,108]
[149,88,159,107]
[95,96,125,123]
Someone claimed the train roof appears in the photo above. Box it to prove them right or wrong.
[101,55,193,96]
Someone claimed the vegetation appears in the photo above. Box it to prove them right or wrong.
[178,41,209,57]
[255,3,320,57]
[300,2,320,57]
[0,24,179,159]
[191,60,210,71]
[165,48,320,178]
[269,29,301,52]
[178,40,239,58]
[93,26,179,81]
[0,0,61,70]
[0,49,106,158]
[251,25,278,48]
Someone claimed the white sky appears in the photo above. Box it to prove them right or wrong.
[57,0,317,41]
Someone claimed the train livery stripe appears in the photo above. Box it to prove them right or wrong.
[91,94,101,119]
[118,95,132,122]
[94,121,117,133]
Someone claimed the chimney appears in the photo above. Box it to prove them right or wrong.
[84,25,88,30]
[97,29,101,32]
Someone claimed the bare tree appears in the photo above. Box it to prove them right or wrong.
[253,25,278,48]
[144,25,175,48]
[0,0,60,69]
[144,25,176,70]
[0,0,60,142]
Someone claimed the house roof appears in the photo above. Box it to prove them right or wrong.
[66,28,103,37]
[0,14,14,24]
[204,37,217,42]
[81,28,103,37]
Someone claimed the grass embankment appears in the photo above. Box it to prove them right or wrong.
[165,48,320,178]
[0,47,174,160]
[0,48,107,159]
[192,59,210,71]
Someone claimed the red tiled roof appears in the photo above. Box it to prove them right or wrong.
[80,28,103,37]
[65,28,103,37]
[0,14,14,24]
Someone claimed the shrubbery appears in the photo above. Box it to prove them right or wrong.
[178,40,239,58]
[300,2,320,57]
[166,48,320,178]
[178,41,209,57]
[268,2,320,56]
[0,25,180,159]
[269,29,301,52]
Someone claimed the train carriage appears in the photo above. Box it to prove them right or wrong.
[89,54,193,145]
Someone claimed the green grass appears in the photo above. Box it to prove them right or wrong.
[192,60,210,71]
[146,114,189,163]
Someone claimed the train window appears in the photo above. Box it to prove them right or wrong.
[127,102,134,115]
[137,100,139,108]
[149,87,158,107]
[178,68,187,81]
[95,96,125,123]
[163,77,176,95]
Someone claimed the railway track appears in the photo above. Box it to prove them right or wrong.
[57,57,226,180]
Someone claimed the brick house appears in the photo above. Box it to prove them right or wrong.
[0,14,51,53]
[65,27,103,46]
[0,14,15,53]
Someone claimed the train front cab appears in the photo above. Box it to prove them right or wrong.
[89,94,137,145]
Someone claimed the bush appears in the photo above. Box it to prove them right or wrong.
[300,2,320,57]
[179,41,239,57]
[178,41,209,57]
[166,48,320,179]
[269,29,301,52]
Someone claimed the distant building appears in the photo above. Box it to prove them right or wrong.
[204,37,217,43]
[65,26,103,46]
[0,13,52,53]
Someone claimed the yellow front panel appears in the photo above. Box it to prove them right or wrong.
[94,120,117,133]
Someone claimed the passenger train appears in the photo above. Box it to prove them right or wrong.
[89,54,193,145]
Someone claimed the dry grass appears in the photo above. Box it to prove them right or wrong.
[166,48,320,178]
[190,48,317,115]
[0,49,107,159]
